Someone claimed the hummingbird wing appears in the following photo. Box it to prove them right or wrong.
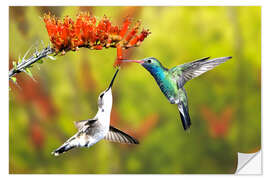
[170,56,231,88]
[104,126,139,144]
[73,118,98,130]
[74,120,89,130]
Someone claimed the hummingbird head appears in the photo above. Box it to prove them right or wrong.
[97,68,119,111]
[122,57,167,73]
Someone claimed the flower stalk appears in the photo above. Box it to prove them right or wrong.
[9,45,55,80]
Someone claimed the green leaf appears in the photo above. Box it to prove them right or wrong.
[12,61,17,70]
[18,56,22,64]
[47,55,56,60]
[37,59,43,64]
[25,68,33,78]
[11,77,16,83]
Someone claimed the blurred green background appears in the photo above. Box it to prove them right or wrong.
[9,6,261,174]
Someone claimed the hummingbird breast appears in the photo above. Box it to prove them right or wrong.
[143,64,179,103]
[152,70,179,104]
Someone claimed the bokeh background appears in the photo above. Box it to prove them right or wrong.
[9,6,261,174]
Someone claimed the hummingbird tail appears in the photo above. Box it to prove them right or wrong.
[52,139,76,156]
[177,102,191,131]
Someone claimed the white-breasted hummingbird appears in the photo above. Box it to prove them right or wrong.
[52,68,139,156]
[123,56,232,131]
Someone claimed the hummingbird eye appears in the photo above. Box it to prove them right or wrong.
[147,59,152,63]
[99,93,104,99]
[98,96,104,108]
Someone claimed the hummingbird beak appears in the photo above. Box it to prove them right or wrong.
[121,59,144,64]
[107,68,119,91]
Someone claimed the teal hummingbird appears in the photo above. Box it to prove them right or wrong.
[123,56,232,131]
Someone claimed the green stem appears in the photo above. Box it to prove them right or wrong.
[9,45,54,79]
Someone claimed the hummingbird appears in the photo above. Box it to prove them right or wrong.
[52,68,139,156]
[123,56,232,131]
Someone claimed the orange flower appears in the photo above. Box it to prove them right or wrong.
[43,12,151,66]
